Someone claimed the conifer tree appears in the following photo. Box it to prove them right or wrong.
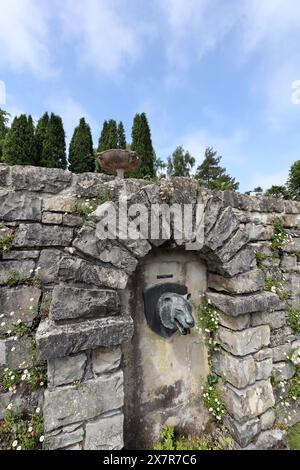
[2,114,37,165]
[35,112,49,165]
[0,108,10,161]
[98,120,109,152]
[69,117,95,173]
[196,147,239,191]
[131,112,155,178]
[117,121,126,149]
[40,113,66,169]
[106,119,118,149]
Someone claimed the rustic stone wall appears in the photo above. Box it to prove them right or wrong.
[0,163,299,450]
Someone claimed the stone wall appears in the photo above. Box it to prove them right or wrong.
[0,163,299,450]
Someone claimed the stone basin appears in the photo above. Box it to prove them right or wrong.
[97,149,141,178]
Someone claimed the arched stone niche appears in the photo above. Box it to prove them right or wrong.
[122,247,209,449]
[1,165,298,450]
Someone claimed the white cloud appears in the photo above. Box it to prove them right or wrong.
[0,0,54,77]
[58,0,146,78]
[249,169,289,192]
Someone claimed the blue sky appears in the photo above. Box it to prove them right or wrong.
[1,0,300,191]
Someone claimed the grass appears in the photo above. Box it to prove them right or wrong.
[0,232,15,254]
[0,411,44,450]
[287,423,300,450]
[153,425,233,450]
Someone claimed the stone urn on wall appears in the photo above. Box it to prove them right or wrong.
[97,149,141,179]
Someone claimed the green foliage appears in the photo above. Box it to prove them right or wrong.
[270,218,289,251]
[0,363,47,392]
[40,112,66,169]
[0,411,44,450]
[0,231,15,254]
[35,112,49,165]
[287,160,300,200]
[265,185,290,200]
[117,121,127,149]
[288,368,300,400]
[167,146,195,177]
[3,114,37,165]
[196,298,219,356]
[255,251,268,270]
[130,112,155,178]
[202,375,226,422]
[264,276,290,300]
[69,117,95,173]
[288,423,300,450]
[4,269,31,287]
[0,108,10,160]
[153,425,232,451]
[98,119,118,152]
[72,193,111,220]
[288,308,300,333]
[195,147,239,191]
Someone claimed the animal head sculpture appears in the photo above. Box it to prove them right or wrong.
[143,283,195,338]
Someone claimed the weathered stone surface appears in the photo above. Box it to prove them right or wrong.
[0,387,43,420]
[0,193,41,221]
[206,207,240,252]
[272,344,291,362]
[245,429,287,450]
[58,256,128,290]
[92,347,122,375]
[285,272,300,297]
[272,362,295,381]
[225,415,260,447]
[43,371,123,431]
[0,260,35,285]
[280,254,297,270]
[43,196,76,213]
[42,212,63,225]
[221,380,275,422]
[260,409,275,431]
[119,237,152,259]
[276,399,300,427]
[62,214,83,227]
[247,223,273,241]
[255,358,273,381]
[14,223,73,247]
[0,336,34,369]
[283,237,300,254]
[50,285,120,322]
[216,325,270,356]
[73,225,137,274]
[36,317,133,360]
[2,250,40,260]
[215,228,250,263]
[208,291,280,317]
[38,249,63,284]
[44,425,84,450]
[71,172,114,197]
[270,326,294,347]
[85,413,124,450]
[0,164,9,186]
[253,348,273,361]
[10,165,72,193]
[218,312,251,331]
[217,246,256,277]
[0,286,41,335]
[251,310,286,329]
[213,350,256,388]
[48,353,87,387]
[208,269,264,295]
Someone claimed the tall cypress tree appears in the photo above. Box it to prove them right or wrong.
[98,120,109,152]
[117,121,126,149]
[0,109,10,161]
[40,113,67,169]
[106,119,118,149]
[2,114,37,165]
[69,117,95,173]
[131,112,155,178]
[35,112,49,166]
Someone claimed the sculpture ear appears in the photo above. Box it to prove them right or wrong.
[187,293,192,301]
[164,296,172,302]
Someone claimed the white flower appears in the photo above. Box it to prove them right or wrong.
[7,403,13,410]
[30,298,34,302]
[21,375,26,381]
[36,407,40,414]
[28,426,33,433]
[1,321,5,327]
[16,446,22,450]
[12,440,18,448]
[0,314,4,318]
[6,330,12,335]
[11,347,16,352]
[39,435,45,443]
[29,306,33,310]
[40,382,44,386]
[16,319,22,325]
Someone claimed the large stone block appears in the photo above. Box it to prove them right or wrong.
[213,350,256,388]
[48,353,87,387]
[0,164,9,186]
[215,228,250,263]
[205,207,240,252]
[221,380,275,422]
[225,415,260,447]
[255,358,273,381]
[10,165,72,193]
[0,286,41,336]
[73,225,137,274]
[245,430,287,450]
[0,335,34,369]
[218,312,251,331]
[58,256,128,290]
[270,326,294,347]
[208,291,280,317]
[2,250,40,260]
[272,362,295,382]
[216,325,270,356]
[71,172,114,197]
[50,285,120,322]
[251,310,286,329]
[0,260,35,285]
[217,246,256,277]
[208,269,264,295]
[38,249,63,284]
[85,413,124,450]
[36,317,133,360]
[43,371,124,431]
[42,212,63,225]
[43,196,76,213]
[92,347,122,375]
[14,223,73,247]
[0,193,41,221]
[272,344,291,362]
[44,425,84,450]
[260,409,275,431]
